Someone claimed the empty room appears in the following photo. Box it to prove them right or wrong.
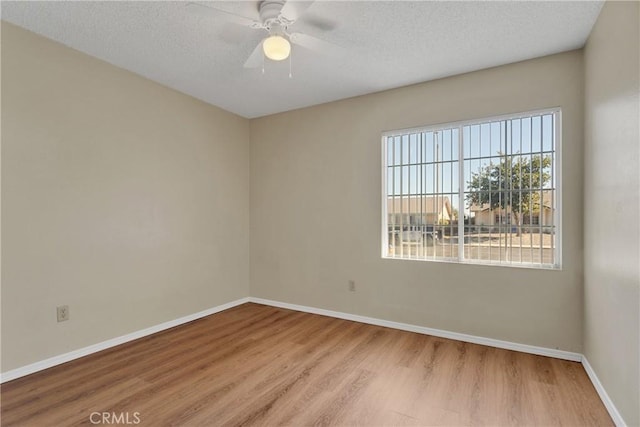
[1,0,638,426]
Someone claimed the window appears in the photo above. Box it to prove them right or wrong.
[382,109,560,268]
[495,213,511,225]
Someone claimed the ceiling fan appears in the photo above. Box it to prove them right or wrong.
[186,1,342,68]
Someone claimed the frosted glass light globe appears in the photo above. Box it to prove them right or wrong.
[263,35,291,61]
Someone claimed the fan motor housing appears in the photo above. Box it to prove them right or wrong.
[259,0,286,24]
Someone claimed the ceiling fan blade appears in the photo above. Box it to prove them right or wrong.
[289,32,345,57]
[186,2,263,28]
[302,15,337,32]
[279,0,315,23]
[244,41,264,68]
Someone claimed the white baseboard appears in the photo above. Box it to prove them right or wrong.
[249,297,582,362]
[250,297,629,426]
[581,356,627,427]
[1,296,625,427]
[0,297,251,383]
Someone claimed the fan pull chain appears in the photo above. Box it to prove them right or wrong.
[289,50,292,78]
[262,53,265,75]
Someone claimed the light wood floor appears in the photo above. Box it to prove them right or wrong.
[1,303,612,426]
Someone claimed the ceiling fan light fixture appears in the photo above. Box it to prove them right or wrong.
[263,35,291,61]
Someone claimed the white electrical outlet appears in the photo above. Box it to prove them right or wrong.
[348,280,356,292]
[57,305,69,322]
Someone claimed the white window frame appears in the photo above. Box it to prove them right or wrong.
[381,108,562,270]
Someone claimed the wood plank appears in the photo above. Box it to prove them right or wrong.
[0,303,613,426]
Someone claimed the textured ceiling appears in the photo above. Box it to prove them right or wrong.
[1,1,603,118]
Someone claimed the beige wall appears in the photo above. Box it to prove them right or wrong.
[251,51,584,351]
[2,8,638,423]
[5,12,636,424]
[1,23,250,372]
[584,1,640,425]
